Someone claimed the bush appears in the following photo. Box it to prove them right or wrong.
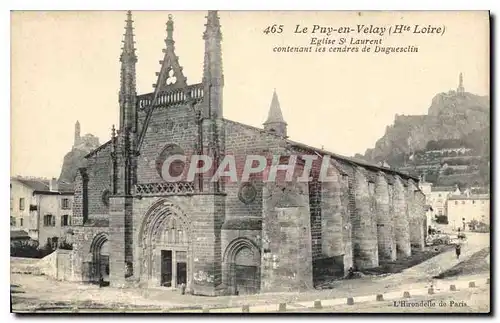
[10,239,54,258]
[58,239,73,250]
[442,168,454,176]
[435,215,449,225]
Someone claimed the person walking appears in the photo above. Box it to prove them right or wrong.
[455,243,461,260]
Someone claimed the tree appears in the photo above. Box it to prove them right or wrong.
[442,168,454,176]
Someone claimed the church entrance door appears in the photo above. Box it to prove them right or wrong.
[160,250,173,287]
[140,201,192,289]
[232,247,260,295]
[160,248,188,288]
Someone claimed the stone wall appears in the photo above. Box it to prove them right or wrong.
[408,185,426,250]
[351,167,379,269]
[109,196,132,287]
[136,103,200,184]
[71,226,109,282]
[320,166,345,258]
[375,172,396,261]
[393,176,412,257]
[222,120,287,219]
[261,177,313,292]
[85,145,112,221]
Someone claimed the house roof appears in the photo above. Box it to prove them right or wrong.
[448,195,490,201]
[431,186,457,192]
[12,177,74,194]
[471,188,490,195]
[10,230,30,239]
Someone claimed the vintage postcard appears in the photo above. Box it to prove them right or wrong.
[10,10,490,314]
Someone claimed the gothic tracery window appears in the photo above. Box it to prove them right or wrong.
[156,144,186,181]
[166,69,177,85]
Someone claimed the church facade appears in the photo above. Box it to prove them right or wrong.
[70,11,427,296]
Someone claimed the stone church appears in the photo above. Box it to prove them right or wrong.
[70,11,427,296]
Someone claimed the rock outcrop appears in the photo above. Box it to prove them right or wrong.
[363,90,490,165]
[58,122,100,184]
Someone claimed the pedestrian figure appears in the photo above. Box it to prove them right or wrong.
[347,267,355,279]
[455,243,461,260]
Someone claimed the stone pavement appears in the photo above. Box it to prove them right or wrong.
[169,275,490,313]
[388,232,489,281]
[11,233,489,312]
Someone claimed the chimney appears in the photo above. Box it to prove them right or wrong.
[49,178,58,192]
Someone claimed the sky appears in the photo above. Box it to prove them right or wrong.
[11,11,490,178]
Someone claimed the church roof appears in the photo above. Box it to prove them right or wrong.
[264,90,286,125]
[286,139,418,181]
[223,118,418,181]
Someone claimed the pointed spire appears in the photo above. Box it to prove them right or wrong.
[119,10,138,132]
[202,10,224,118]
[265,89,286,124]
[264,89,287,137]
[166,14,174,43]
[121,10,137,63]
[204,11,222,39]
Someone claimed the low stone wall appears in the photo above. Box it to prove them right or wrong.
[11,250,75,281]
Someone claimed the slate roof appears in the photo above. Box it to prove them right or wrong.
[12,177,74,194]
[10,230,30,239]
[448,195,489,201]
[431,186,457,192]
[471,188,490,195]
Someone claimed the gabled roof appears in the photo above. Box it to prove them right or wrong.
[471,187,490,195]
[431,186,458,192]
[11,230,30,239]
[12,177,74,194]
[448,195,489,201]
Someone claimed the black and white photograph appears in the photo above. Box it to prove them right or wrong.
[9,9,491,314]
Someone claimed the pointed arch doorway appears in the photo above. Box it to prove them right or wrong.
[139,200,192,288]
[89,232,110,286]
[224,238,261,295]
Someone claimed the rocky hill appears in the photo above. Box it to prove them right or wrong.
[58,148,92,184]
[58,129,100,184]
[362,90,490,166]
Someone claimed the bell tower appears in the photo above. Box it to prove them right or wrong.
[264,89,288,137]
